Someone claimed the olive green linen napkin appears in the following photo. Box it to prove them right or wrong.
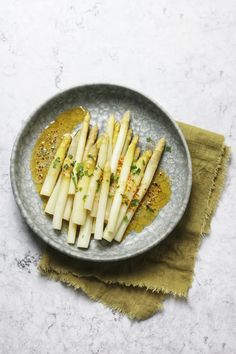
[39,122,230,320]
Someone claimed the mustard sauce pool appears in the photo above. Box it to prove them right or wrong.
[30,107,87,193]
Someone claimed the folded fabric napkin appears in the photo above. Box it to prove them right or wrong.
[39,122,230,320]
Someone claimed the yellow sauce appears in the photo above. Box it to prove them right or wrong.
[30,107,87,193]
[125,170,171,236]
[30,107,171,237]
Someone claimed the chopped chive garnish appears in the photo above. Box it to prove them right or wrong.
[84,170,93,177]
[53,157,61,168]
[96,179,101,192]
[63,163,69,170]
[131,164,141,175]
[123,215,129,223]
[75,162,84,178]
[146,205,154,213]
[71,173,78,190]
[131,199,139,207]
[146,137,152,143]
[165,145,172,153]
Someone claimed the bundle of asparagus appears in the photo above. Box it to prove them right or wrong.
[40,110,166,249]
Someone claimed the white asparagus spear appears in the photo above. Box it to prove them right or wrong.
[85,135,104,217]
[106,114,115,161]
[71,144,98,225]
[94,162,111,240]
[121,128,132,158]
[69,112,90,194]
[90,154,110,218]
[112,121,120,151]
[45,132,80,215]
[96,135,103,149]
[110,111,130,174]
[84,134,108,211]
[52,176,70,229]
[103,150,152,240]
[115,138,166,242]
[63,195,74,221]
[44,174,62,215]
[104,113,130,221]
[134,146,141,161]
[103,156,122,237]
[83,125,98,162]
[52,139,78,229]
[104,157,123,221]
[105,135,139,234]
[40,134,71,196]
[67,218,77,244]
[77,213,93,248]
[91,119,114,218]
[114,150,152,233]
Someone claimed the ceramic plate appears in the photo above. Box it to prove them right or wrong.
[10,84,192,262]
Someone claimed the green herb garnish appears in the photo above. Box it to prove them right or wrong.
[96,179,101,192]
[83,195,87,201]
[68,154,73,159]
[131,164,141,175]
[131,199,139,207]
[63,163,69,170]
[146,137,153,143]
[146,205,154,213]
[84,170,93,177]
[53,157,61,168]
[71,173,78,189]
[121,194,129,206]
[165,145,172,153]
[111,173,119,184]
[123,215,129,223]
[75,162,84,178]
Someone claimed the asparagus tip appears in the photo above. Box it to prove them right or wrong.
[84,112,91,122]
[63,133,72,141]
[132,134,139,145]
[109,113,115,121]
[122,110,131,123]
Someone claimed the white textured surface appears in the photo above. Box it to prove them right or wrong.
[0,1,236,353]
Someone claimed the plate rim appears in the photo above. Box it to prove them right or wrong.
[10,83,192,262]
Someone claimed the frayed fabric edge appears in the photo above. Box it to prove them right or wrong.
[38,254,189,298]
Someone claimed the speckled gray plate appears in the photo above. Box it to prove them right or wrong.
[10,84,192,262]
